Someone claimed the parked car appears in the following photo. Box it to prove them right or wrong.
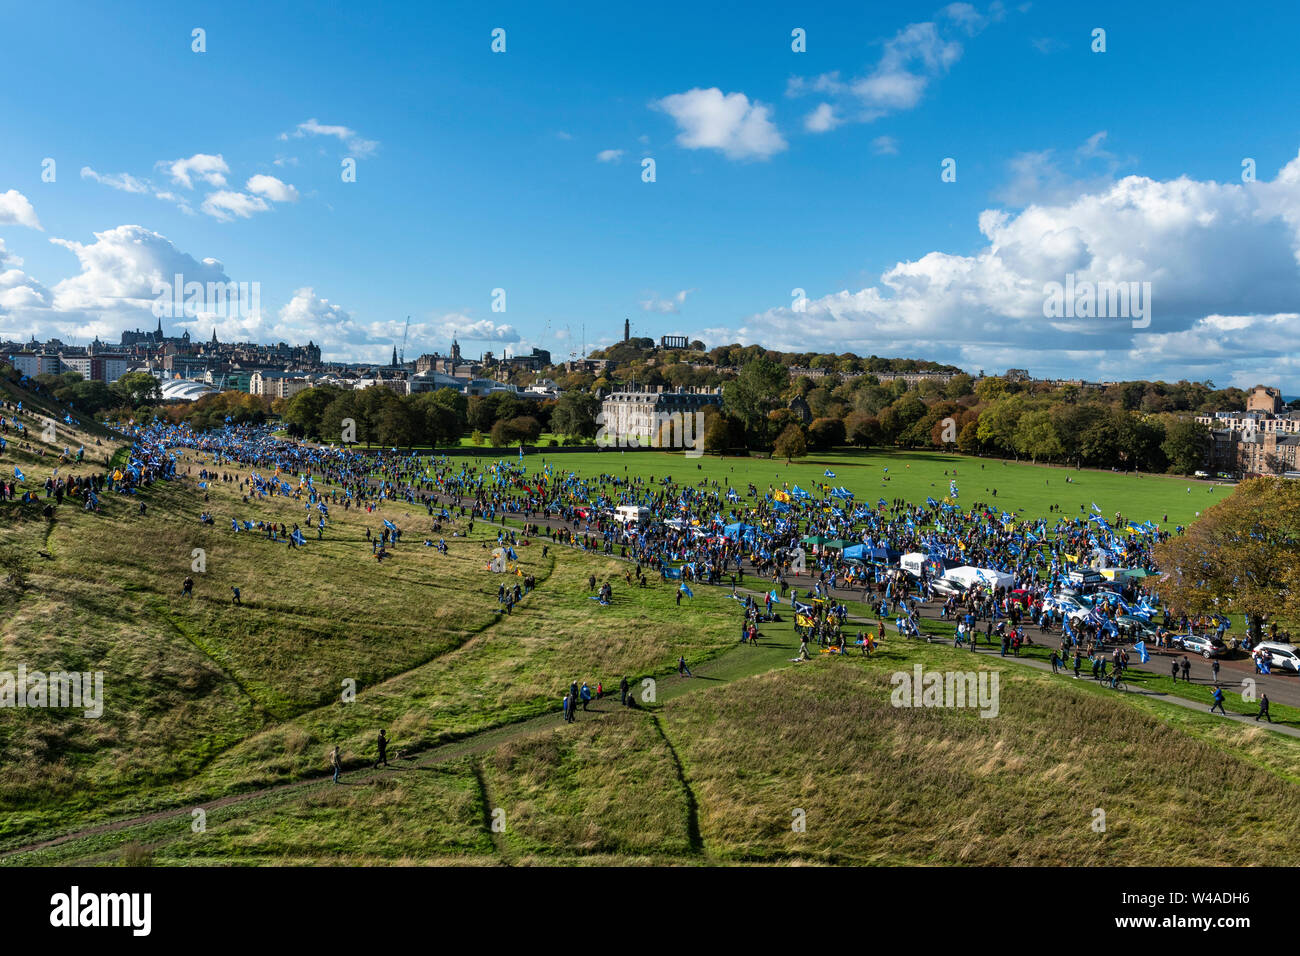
[1008,589,1037,608]
[1253,642,1300,673]
[932,577,969,598]
[1115,615,1161,640]
[1178,633,1227,658]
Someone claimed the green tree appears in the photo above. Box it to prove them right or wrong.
[773,423,808,462]
[284,386,341,440]
[1161,419,1211,475]
[807,416,846,451]
[112,371,162,408]
[844,411,880,448]
[320,392,359,444]
[1014,409,1063,463]
[376,401,418,448]
[1153,478,1300,642]
[724,356,787,442]
[551,391,600,438]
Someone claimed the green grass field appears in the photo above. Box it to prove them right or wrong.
[454,446,1227,529]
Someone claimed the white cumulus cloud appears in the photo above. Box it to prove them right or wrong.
[0,189,42,230]
[245,174,300,203]
[200,191,271,222]
[653,88,786,160]
[161,153,230,190]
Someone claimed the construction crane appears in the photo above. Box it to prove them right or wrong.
[399,316,410,364]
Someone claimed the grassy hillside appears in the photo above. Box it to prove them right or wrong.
[10,639,1300,866]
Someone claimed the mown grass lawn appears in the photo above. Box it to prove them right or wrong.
[451,446,1226,528]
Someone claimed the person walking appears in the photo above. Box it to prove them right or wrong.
[1256,694,1272,723]
[1170,657,1179,683]
[374,729,388,768]
[1211,659,1220,683]
[1210,685,1227,715]
[1072,652,1082,679]
[580,681,592,711]
[678,655,692,677]
[330,745,342,784]
[181,576,194,598]
[1181,656,1192,682]
[562,692,573,723]
[231,585,242,606]
[619,675,629,706]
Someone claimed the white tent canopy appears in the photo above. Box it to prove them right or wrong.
[942,565,1014,590]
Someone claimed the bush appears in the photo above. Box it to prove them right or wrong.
[0,546,32,591]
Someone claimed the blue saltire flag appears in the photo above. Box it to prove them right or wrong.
[824,469,836,478]
[383,519,398,532]
[768,589,780,604]
[1091,502,1102,513]
[13,467,24,481]
[64,414,73,424]
[198,481,207,489]
[291,529,307,546]
[878,498,887,507]
[232,519,239,531]
[1134,641,1150,664]
[679,583,693,598]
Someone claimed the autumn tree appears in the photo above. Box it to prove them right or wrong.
[1153,478,1300,642]
[773,424,808,462]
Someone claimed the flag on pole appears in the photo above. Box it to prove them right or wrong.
[679,583,693,598]
[1133,641,1150,664]
[13,467,24,482]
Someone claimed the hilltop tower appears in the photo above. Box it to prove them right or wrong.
[623,317,630,342]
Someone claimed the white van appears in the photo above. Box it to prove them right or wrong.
[614,505,650,526]
[1254,642,1300,673]
[899,553,928,579]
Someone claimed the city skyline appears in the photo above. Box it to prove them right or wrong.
[2,1,1300,386]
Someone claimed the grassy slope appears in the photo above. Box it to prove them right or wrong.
[0,440,740,842]
[14,635,1300,866]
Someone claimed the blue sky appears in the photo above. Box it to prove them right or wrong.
[2,0,1300,387]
